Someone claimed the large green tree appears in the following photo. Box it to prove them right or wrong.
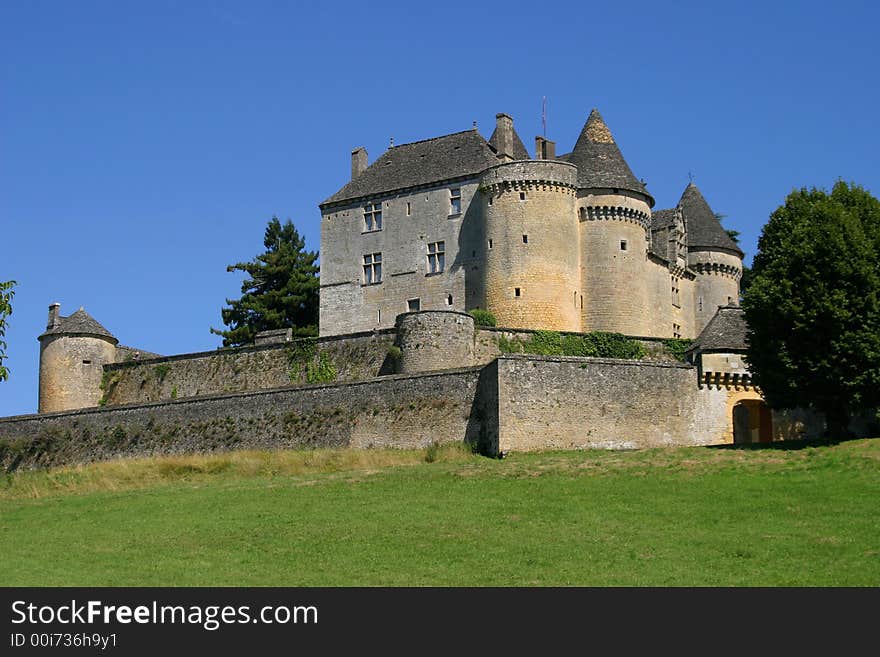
[211,218,319,347]
[742,181,880,435]
[0,280,16,382]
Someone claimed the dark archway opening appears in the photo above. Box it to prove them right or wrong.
[733,400,773,444]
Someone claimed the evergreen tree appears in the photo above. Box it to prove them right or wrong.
[742,181,880,436]
[211,218,319,347]
[0,280,16,381]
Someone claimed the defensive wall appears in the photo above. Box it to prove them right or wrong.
[93,323,684,408]
[0,352,819,472]
[0,366,494,471]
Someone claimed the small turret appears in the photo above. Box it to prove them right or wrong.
[38,304,118,413]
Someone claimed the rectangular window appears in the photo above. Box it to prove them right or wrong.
[515,287,521,297]
[673,323,681,339]
[488,239,493,250]
[363,252,382,284]
[406,202,411,216]
[671,276,681,308]
[450,188,461,215]
[364,202,382,232]
[407,298,420,312]
[620,240,628,251]
[427,241,445,274]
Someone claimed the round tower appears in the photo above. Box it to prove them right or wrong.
[38,303,118,413]
[394,310,474,374]
[571,109,657,336]
[678,183,744,335]
[477,159,580,331]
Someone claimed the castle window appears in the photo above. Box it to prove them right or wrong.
[407,298,421,312]
[446,294,453,306]
[488,196,493,206]
[406,202,411,216]
[620,240,628,251]
[698,296,703,312]
[515,287,521,297]
[82,360,91,365]
[673,323,681,339]
[519,192,526,201]
[363,252,382,284]
[488,239,493,250]
[522,234,528,244]
[364,202,382,232]
[580,294,583,310]
[377,309,381,324]
[671,276,681,308]
[427,241,445,274]
[450,188,461,215]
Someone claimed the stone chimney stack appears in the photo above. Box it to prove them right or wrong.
[494,113,515,162]
[535,136,556,160]
[351,147,368,180]
[47,302,61,330]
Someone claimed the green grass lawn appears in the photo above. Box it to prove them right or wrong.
[1,440,878,586]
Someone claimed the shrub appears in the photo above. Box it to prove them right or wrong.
[469,309,497,327]
[661,338,693,362]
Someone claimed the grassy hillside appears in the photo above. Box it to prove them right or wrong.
[1,440,878,586]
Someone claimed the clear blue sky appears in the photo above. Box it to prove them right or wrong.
[2,0,878,416]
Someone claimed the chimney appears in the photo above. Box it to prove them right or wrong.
[351,147,368,180]
[47,302,61,330]
[494,113,514,162]
[534,136,556,160]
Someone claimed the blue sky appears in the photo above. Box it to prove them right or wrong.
[2,0,878,416]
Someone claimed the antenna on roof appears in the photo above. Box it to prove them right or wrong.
[389,137,394,148]
[472,120,477,130]
[541,96,547,137]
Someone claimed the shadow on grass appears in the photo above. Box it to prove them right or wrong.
[707,434,873,452]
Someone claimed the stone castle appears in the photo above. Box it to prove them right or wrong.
[3,107,823,471]
[318,110,742,340]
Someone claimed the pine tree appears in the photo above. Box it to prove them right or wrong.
[211,218,319,347]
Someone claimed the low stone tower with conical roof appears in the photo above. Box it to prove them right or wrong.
[38,303,119,413]
[677,183,744,334]
[569,109,656,335]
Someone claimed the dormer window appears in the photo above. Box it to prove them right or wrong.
[364,202,382,232]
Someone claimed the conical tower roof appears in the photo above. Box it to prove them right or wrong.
[40,307,117,342]
[565,109,652,203]
[679,183,744,257]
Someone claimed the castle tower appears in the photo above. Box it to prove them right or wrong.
[678,183,744,334]
[38,304,118,413]
[572,109,656,336]
[479,115,580,331]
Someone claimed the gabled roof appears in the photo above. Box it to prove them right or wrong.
[40,308,117,342]
[679,183,744,257]
[565,109,652,204]
[488,125,530,160]
[688,305,748,353]
[321,130,499,206]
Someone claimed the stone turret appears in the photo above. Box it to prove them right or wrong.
[38,304,118,413]
[678,183,744,334]
[573,109,656,336]
[478,159,580,331]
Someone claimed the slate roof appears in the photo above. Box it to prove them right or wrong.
[564,109,653,203]
[650,208,677,230]
[488,125,531,160]
[40,308,117,341]
[679,183,744,256]
[321,130,499,206]
[688,305,748,353]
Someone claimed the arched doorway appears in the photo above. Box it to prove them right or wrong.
[733,400,773,444]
